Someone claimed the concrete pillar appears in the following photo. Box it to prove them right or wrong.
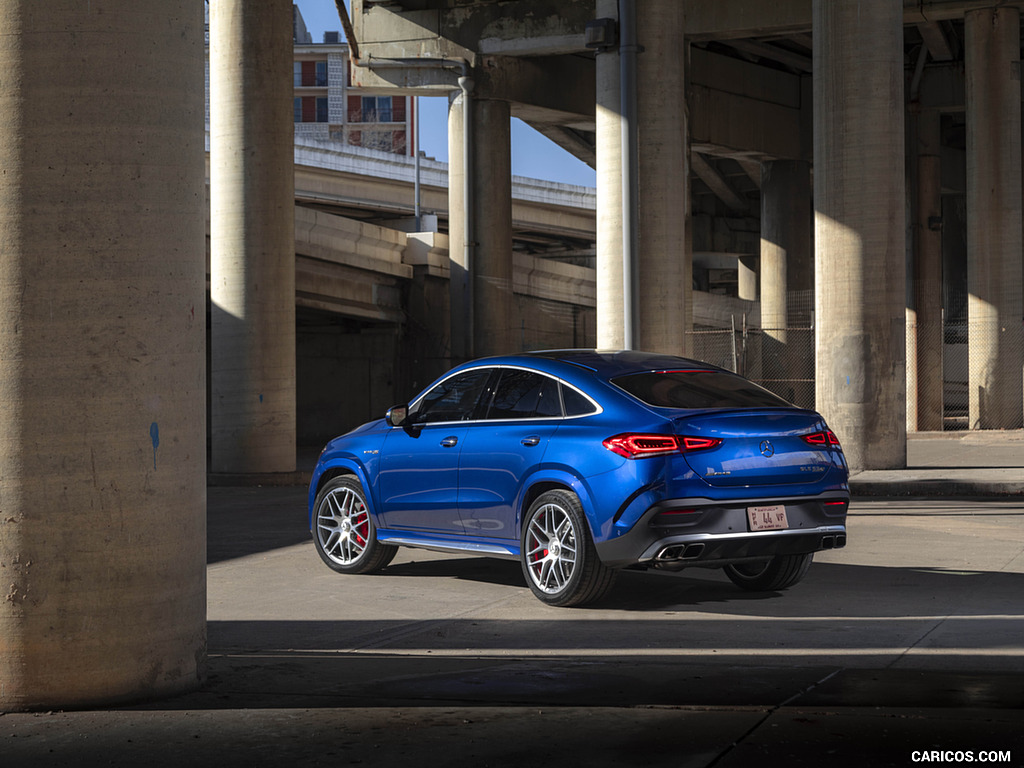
[595,0,689,354]
[447,90,514,360]
[472,99,515,357]
[596,0,624,349]
[210,0,296,472]
[635,1,690,354]
[913,109,945,431]
[965,8,1023,430]
[737,256,758,302]
[0,2,206,709]
[760,160,813,407]
[813,0,906,470]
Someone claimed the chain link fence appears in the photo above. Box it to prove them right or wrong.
[686,310,1022,431]
[687,323,815,411]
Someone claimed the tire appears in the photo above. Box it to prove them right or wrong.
[724,552,813,591]
[312,475,396,574]
[520,489,616,607]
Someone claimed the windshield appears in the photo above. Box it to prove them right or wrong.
[612,370,793,409]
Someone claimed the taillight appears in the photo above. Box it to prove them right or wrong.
[681,436,723,451]
[603,434,722,459]
[803,430,842,449]
[603,434,679,458]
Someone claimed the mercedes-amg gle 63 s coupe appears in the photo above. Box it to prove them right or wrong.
[308,350,849,607]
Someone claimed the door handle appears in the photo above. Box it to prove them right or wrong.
[521,436,541,447]
[440,436,459,448]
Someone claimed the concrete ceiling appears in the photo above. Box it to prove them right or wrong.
[347,0,1020,211]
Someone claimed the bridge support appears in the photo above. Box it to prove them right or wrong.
[596,0,690,354]
[911,109,945,432]
[448,90,514,359]
[210,0,297,473]
[0,2,206,709]
[813,0,906,470]
[965,8,1023,430]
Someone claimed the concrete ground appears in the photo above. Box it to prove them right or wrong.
[3,431,1024,767]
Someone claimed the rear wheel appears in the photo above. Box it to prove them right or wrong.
[313,476,396,574]
[521,489,616,607]
[724,553,813,591]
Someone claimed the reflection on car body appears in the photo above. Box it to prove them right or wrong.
[308,349,849,606]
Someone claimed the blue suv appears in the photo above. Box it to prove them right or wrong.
[308,350,849,606]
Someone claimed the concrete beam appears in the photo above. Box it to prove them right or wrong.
[686,0,1024,38]
[689,47,806,161]
[474,55,595,126]
[692,153,751,213]
[352,0,593,61]
[917,21,955,61]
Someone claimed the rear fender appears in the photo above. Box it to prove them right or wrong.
[516,467,601,540]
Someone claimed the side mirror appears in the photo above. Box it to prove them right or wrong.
[385,404,408,427]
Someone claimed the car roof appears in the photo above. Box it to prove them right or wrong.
[468,349,726,379]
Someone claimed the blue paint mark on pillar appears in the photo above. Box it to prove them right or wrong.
[150,422,160,470]
[259,394,264,404]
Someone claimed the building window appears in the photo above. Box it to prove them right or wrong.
[295,96,329,123]
[359,96,392,123]
[295,60,328,88]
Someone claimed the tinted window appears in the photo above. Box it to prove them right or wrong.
[411,369,491,423]
[561,384,598,416]
[612,370,792,409]
[485,370,561,420]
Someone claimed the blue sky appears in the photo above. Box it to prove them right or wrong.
[293,0,596,188]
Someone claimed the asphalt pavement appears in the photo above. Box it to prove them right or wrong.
[3,430,1024,767]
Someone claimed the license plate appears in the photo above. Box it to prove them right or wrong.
[747,505,788,531]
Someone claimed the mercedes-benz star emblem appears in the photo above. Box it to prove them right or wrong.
[760,440,775,457]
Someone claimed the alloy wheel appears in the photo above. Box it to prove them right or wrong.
[317,485,370,565]
[525,502,579,594]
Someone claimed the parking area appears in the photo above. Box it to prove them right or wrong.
[4,480,1023,767]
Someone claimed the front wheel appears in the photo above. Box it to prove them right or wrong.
[521,489,616,607]
[312,476,396,574]
[724,553,813,591]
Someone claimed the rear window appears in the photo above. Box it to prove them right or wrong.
[612,370,792,409]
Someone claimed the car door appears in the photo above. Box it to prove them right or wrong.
[378,368,491,533]
[457,368,561,538]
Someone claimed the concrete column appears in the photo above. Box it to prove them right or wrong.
[472,99,515,357]
[210,0,296,473]
[596,0,624,349]
[813,0,906,470]
[447,89,472,362]
[760,160,813,407]
[0,2,206,709]
[913,109,945,431]
[447,90,514,359]
[737,256,758,302]
[635,0,690,354]
[965,8,1023,430]
[595,0,689,353]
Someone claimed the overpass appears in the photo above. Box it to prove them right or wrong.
[3,0,1024,713]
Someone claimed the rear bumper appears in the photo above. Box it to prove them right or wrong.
[594,492,849,569]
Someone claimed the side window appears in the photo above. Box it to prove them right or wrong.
[485,370,562,420]
[411,369,491,424]
[561,383,598,416]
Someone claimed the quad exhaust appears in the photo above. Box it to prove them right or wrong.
[655,543,706,562]
[820,534,847,550]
